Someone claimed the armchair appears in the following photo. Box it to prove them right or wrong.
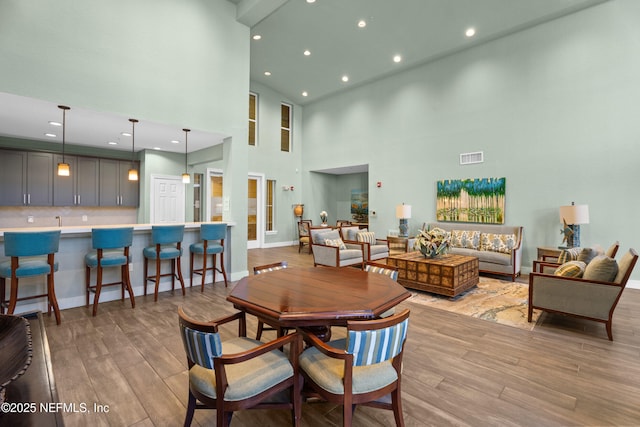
[340,226,389,262]
[528,248,638,340]
[297,221,311,254]
[310,228,364,269]
[533,241,619,274]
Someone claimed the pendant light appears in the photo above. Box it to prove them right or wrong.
[128,118,139,181]
[182,128,191,184]
[57,105,71,176]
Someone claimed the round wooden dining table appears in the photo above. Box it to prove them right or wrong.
[227,266,411,340]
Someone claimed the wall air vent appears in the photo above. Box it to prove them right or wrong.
[460,151,484,165]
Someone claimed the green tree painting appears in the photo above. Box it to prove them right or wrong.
[436,177,506,224]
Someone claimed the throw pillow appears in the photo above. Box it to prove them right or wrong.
[324,238,347,250]
[583,255,618,282]
[356,231,376,245]
[450,230,480,250]
[577,247,599,265]
[480,233,516,254]
[557,247,582,264]
[554,261,586,278]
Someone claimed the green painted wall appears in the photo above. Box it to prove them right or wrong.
[300,0,640,278]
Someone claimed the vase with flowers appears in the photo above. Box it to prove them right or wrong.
[320,211,328,226]
[414,227,450,258]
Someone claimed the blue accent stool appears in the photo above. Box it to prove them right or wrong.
[189,223,228,290]
[84,227,135,316]
[0,230,62,324]
[143,225,186,301]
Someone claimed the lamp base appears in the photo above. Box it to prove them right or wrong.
[398,219,409,238]
[561,224,581,248]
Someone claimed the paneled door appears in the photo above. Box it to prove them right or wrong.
[151,175,185,223]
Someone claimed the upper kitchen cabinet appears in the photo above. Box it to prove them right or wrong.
[53,155,100,206]
[99,159,139,207]
[0,150,53,206]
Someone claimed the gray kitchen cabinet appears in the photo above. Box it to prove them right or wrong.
[0,150,52,206]
[53,155,100,206]
[99,159,139,207]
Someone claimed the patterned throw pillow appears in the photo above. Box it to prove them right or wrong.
[583,255,618,282]
[554,260,586,278]
[557,247,582,264]
[480,233,516,254]
[356,231,376,244]
[325,238,347,250]
[577,247,599,265]
[450,230,480,250]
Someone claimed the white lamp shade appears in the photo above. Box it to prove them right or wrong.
[128,168,139,181]
[57,162,70,176]
[559,204,589,225]
[396,204,412,219]
[182,173,191,184]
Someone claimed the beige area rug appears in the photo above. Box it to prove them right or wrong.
[407,277,540,330]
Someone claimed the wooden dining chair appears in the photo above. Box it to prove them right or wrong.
[299,309,410,427]
[365,262,399,318]
[253,261,289,340]
[178,306,302,427]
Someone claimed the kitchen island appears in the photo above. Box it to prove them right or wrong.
[0,222,235,316]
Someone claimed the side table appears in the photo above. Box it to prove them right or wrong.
[537,246,562,262]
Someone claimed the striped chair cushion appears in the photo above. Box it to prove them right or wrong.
[557,247,582,264]
[346,318,409,366]
[365,265,398,281]
[180,326,222,369]
[356,231,377,245]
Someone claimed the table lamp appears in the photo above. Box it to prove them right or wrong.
[559,202,589,248]
[396,203,411,237]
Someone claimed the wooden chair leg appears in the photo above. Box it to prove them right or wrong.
[8,276,18,315]
[154,258,161,302]
[92,266,103,317]
[176,257,186,296]
[219,252,228,287]
[143,258,149,296]
[391,387,405,427]
[48,271,61,325]
[189,252,194,288]
[171,260,176,292]
[123,264,135,309]
[200,252,207,292]
[85,266,91,306]
[0,277,5,314]
[184,390,197,427]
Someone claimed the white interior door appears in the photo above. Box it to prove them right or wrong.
[151,175,185,223]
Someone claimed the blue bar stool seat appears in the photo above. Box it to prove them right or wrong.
[189,223,228,290]
[84,227,135,316]
[0,230,62,324]
[143,225,186,301]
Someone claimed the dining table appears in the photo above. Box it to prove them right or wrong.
[227,266,411,341]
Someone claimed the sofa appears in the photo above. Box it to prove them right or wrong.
[425,222,524,281]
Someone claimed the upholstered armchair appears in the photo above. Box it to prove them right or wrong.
[340,226,389,262]
[310,228,364,269]
[528,248,638,340]
[532,241,619,274]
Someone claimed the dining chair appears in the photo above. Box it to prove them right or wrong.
[189,223,228,290]
[364,262,398,318]
[299,308,410,427]
[253,261,289,340]
[297,221,311,254]
[143,224,185,302]
[0,230,62,324]
[84,227,135,316]
[178,306,302,427]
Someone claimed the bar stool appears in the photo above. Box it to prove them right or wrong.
[0,230,62,324]
[189,223,228,290]
[84,227,135,316]
[143,224,186,302]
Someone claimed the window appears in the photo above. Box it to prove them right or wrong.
[280,103,291,152]
[249,92,257,146]
[266,179,275,231]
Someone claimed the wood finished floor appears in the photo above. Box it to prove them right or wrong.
[42,245,640,426]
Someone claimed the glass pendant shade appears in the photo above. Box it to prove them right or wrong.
[182,128,190,184]
[57,105,71,177]
[57,162,70,176]
[128,168,139,181]
[128,118,139,181]
[182,172,191,184]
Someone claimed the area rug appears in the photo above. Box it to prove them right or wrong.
[407,277,540,330]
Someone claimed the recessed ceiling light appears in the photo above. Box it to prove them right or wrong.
[358,20,366,28]
[264,71,271,76]
[108,141,118,145]
[393,55,402,63]
[465,27,476,37]
[341,75,349,82]
[303,50,311,56]
[153,147,162,151]
[45,133,56,138]
[302,91,308,97]
[48,121,62,127]
[171,140,180,144]
[121,132,131,137]
[306,0,316,3]
[252,34,262,40]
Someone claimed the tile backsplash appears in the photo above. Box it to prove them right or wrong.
[0,206,138,228]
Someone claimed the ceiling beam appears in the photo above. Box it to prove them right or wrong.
[235,0,289,27]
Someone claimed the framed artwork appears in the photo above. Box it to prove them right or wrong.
[436,177,506,224]
[351,190,368,222]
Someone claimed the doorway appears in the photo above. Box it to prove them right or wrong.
[150,175,185,223]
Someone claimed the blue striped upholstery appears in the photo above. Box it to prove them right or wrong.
[346,318,409,366]
[364,264,398,281]
[180,325,223,369]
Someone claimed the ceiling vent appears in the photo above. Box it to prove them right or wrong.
[460,151,484,165]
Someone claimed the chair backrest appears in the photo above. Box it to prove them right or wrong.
[178,307,222,369]
[346,309,410,367]
[298,221,310,237]
[339,226,361,241]
[606,241,620,258]
[310,228,337,244]
[254,261,288,275]
[365,262,398,281]
[3,230,61,257]
[614,248,638,285]
[151,225,185,245]
[336,220,352,227]
[91,227,133,250]
[200,223,226,241]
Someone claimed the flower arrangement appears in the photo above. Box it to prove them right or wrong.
[414,227,450,258]
[320,211,328,225]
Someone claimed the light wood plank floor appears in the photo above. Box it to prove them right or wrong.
[42,245,640,426]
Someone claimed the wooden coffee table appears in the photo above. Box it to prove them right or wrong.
[387,251,479,297]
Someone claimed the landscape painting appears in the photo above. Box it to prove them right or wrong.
[436,177,506,224]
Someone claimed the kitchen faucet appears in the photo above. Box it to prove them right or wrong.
[55,216,61,227]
